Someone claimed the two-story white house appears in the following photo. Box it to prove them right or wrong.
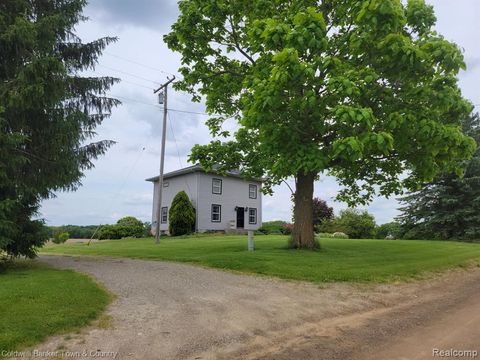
[146,165,262,234]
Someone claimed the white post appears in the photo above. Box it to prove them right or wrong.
[248,230,254,251]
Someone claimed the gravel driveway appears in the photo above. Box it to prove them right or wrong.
[33,255,480,360]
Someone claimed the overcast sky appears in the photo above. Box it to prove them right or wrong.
[40,0,480,226]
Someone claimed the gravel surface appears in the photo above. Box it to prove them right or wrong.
[28,255,480,360]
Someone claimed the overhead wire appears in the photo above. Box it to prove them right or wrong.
[109,94,215,117]
[87,146,147,244]
[167,110,193,197]
[97,64,163,85]
[104,51,179,78]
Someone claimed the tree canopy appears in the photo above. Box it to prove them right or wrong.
[398,113,480,240]
[0,0,119,257]
[166,0,476,248]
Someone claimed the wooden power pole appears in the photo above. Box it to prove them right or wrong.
[153,76,175,244]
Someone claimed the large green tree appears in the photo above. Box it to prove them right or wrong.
[398,113,480,240]
[0,0,119,257]
[165,0,476,249]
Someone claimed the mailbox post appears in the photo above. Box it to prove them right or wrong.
[248,231,254,251]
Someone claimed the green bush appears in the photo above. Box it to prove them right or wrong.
[169,191,196,236]
[319,209,376,239]
[52,232,69,244]
[316,232,333,238]
[116,216,143,228]
[337,209,376,239]
[376,222,402,239]
[96,225,119,240]
[96,216,146,240]
[258,220,287,234]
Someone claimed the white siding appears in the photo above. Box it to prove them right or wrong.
[150,171,262,233]
[151,173,198,232]
[196,173,262,231]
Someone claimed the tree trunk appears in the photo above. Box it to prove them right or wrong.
[291,172,317,249]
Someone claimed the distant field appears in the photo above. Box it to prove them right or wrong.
[41,235,480,283]
[0,261,110,351]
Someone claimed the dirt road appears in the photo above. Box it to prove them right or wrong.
[33,255,480,360]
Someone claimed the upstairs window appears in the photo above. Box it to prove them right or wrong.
[211,204,221,222]
[212,178,222,194]
[249,184,257,199]
[161,207,168,223]
[248,208,257,224]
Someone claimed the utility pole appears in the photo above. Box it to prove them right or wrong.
[153,76,175,244]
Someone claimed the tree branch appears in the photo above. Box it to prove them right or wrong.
[227,16,256,65]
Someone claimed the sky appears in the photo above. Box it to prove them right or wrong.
[40,0,480,226]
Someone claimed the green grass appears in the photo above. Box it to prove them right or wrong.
[41,235,480,283]
[0,261,111,351]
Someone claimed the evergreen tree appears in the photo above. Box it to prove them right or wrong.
[398,113,480,240]
[169,191,196,236]
[0,0,119,257]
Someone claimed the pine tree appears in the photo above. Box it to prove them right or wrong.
[168,191,196,236]
[0,0,119,257]
[398,113,480,240]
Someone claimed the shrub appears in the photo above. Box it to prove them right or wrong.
[52,232,69,244]
[332,232,349,239]
[142,222,153,237]
[312,198,334,226]
[258,220,287,234]
[376,222,402,239]
[169,191,196,236]
[117,216,144,228]
[316,232,333,238]
[335,209,376,239]
[315,219,347,234]
[282,223,294,235]
[96,225,120,240]
[96,216,146,240]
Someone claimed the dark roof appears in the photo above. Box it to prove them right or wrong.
[145,164,263,182]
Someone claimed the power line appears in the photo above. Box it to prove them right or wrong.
[111,78,154,90]
[168,111,193,196]
[169,108,216,116]
[104,51,179,78]
[97,64,163,85]
[110,94,159,107]
[88,146,146,244]
[110,94,214,116]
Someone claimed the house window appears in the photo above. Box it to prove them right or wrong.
[248,208,257,224]
[212,178,222,194]
[249,184,257,199]
[161,207,168,223]
[163,181,169,187]
[211,204,221,222]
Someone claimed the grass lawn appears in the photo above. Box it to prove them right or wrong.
[0,261,111,351]
[41,235,480,283]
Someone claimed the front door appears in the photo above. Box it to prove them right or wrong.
[236,207,244,228]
